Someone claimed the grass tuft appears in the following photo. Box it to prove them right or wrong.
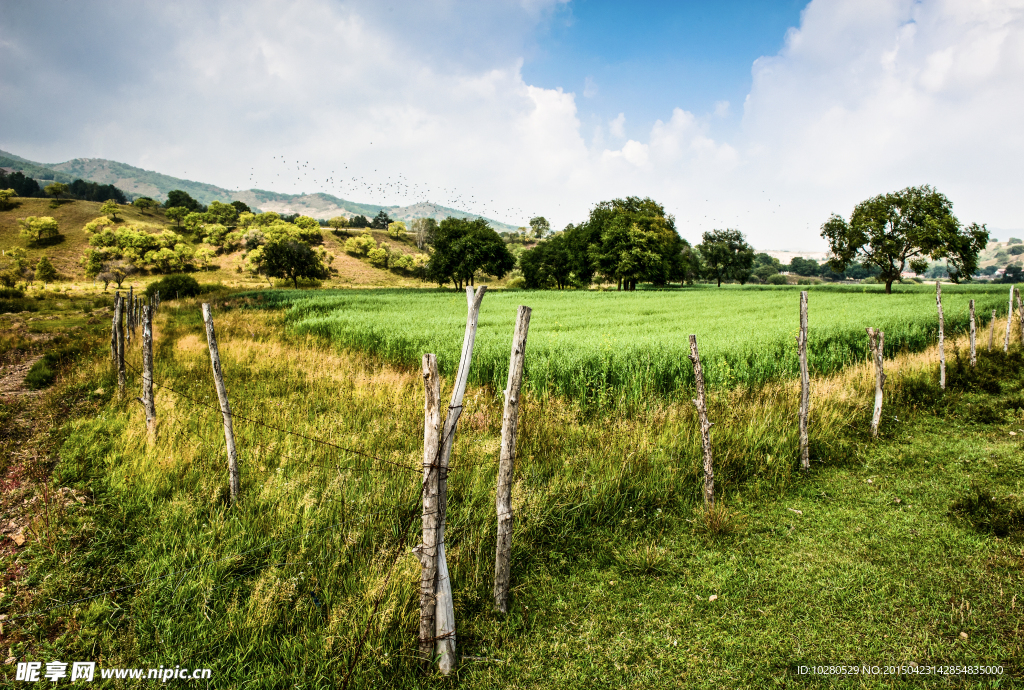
[949,484,1024,537]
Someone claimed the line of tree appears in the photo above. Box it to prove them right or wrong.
[0,171,128,203]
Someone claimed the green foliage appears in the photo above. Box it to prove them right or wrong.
[949,485,1024,537]
[0,188,15,210]
[370,209,391,230]
[245,224,331,288]
[44,181,68,201]
[205,200,239,227]
[348,214,369,228]
[1009,245,1024,256]
[366,245,389,268]
[230,200,252,215]
[291,216,323,244]
[327,216,348,234]
[410,216,436,249]
[165,189,202,212]
[35,256,57,285]
[344,232,377,257]
[262,283,1010,409]
[697,228,754,286]
[427,216,515,288]
[145,274,201,300]
[821,184,988,292]
[100,199,119,220]
[387,220,406,238]
[18,215,60,245]
[766,274,788,285]
[165,206,187,228]
[24,344,81,389]
[133,197,157,213]
[529,216,550,238]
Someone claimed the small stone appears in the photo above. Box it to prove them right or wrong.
[1011,432,1017,436]
[894,498,902,504]
[709,594,718,602]
[959,631,968,640]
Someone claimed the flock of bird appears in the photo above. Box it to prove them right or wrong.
[244,155,537,227]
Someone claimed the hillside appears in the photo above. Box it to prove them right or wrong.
[0,149,521,232]
[0,198,427,288]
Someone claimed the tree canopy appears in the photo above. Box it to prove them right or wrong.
[821,184,988,293]
[165,189,203,212]
[697,229,754,287]
[371,210,392,230]
[18,216,60,245]
[244,223,331,288]
[44,182,68,202]
[100,199,120,220]
[426,217,515,289]
[35,256,57,285]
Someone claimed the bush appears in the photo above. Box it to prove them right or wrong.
[145,274,201,300]
[0,287,25,299]
[766,274,788,285]
[506,276,526,290]
[860,276,877,284]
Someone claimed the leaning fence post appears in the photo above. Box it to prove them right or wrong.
[990,309,996,351]
[1005,285,1014,352]
[140,304,157,440]
[435,285,486,675]
[867,328,885,437]
[202,303,241,504]
[116,294,126,394]
[494,305,531,614]
[797,291,810,470]
[417,354,441,665]
[936,281,945,389]
[969,299,976,368]
[688,334,714,506]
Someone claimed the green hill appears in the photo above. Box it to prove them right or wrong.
[0,149,521,231]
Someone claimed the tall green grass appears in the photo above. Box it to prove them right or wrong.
[245,283,1012,408]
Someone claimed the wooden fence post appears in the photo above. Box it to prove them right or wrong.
[494,305,531,614]
[969,299,976,368]
[867,328,885,437]
[116,294,126,394]
[435,285,486,675]
[417,354,441,665]
[201,303,241,504]
[797,291,810,470]
[1005,285,1014,353]
[110,291,119,366]
[1016,289,1024,345]
[990,309,996,351]
[127,286,134,344]
[688,334,714,506]
[936,281,945,389]
[141,305,157,440]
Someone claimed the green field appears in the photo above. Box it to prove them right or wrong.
[251,283,1013,407]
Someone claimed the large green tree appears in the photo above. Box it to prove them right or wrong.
[18,216,60,244]
[44,182,68,203]
[427,217,515,289]
[165,190,202,212]
[821,185,988,293]
[697,229,754,287]
[245,225,331,288]
[35,256,57,285]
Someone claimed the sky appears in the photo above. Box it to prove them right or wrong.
[2,0,1023,250]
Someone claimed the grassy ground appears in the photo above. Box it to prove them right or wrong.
[0,296,1021,688]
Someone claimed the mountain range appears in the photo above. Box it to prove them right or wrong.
[0,149,521,232]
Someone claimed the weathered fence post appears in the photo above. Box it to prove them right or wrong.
[936,281,945,389]
[127,286,134,344]
[867,328,885,437]
[688,334,714,506]
[110,291,119,365]
[140,304,156,440]
[116,294,126,394]
[1005,285,1014,352]
[494,305,531,614]
[434,285,487,675]
[797,291,810,470]
[969,299,976,368]
[417,354,441,665]
[990,309,997,351]
[201,303,241,504]
[1016,289,1024,345]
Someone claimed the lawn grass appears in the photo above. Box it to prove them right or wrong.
[1,299,1021,688]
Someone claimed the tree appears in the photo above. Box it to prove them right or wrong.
[18,216,60,244]
[426,217,515,289]
[292,216,323,244]
[231,200,252,215]
[0,189,16,210]
[349,214,370,228]
[104,259,136,288]
[183,212,205,235]
[529,216,550,239]
[388,220,407,238]
[328,216,349,234]
[35,256,57,285]
[821,185,988,293]
[371,210,392,230]
[44,182,68,204]
[133,197,157,213]
[166,206,188,228]
[165,190,202,212]
[101,199,120,220]
[909,258,929,277]
[697,229,754,287]
[205,200,238,227]
[788,256,820,277]
[96,271,114,290]
[245,225,331,288]
[410,217,437,249]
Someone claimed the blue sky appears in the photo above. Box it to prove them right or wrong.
[524,0,807,140]
[1,0,1022,248]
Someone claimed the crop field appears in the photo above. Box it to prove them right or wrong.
[249,283,1012,407]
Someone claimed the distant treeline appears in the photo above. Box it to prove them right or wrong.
[0,170,128,204]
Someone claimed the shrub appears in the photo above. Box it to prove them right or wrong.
[766,274,788,285]
[344,233,377,257]
[145,274,201,300]
[506,276,526,290]
[366,246,389,268]
[860,276,877,284]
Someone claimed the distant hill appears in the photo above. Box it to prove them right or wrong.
[0,149,521,232]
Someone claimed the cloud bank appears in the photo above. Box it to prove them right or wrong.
[1,0,1022,248]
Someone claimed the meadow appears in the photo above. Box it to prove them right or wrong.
[251,283,1012,408]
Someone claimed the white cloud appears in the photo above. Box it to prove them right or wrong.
[2,0,1023,248]
[583,75,599,98]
